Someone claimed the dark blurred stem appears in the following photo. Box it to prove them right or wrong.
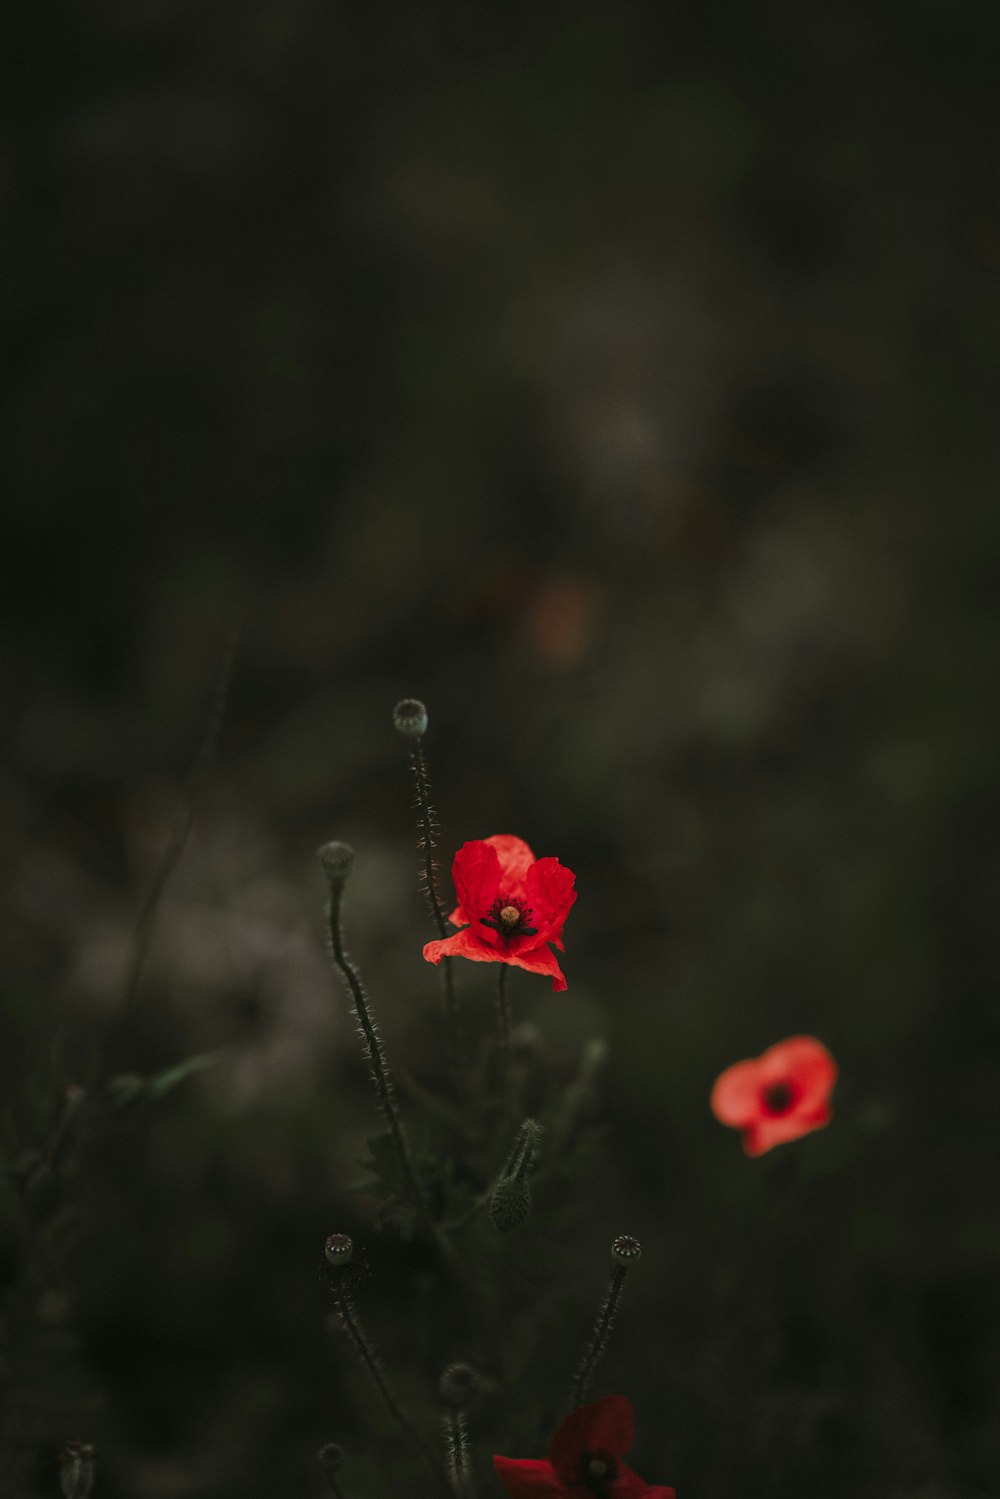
[325,883,424,1217]
[495,963,513,1117]
[409,739,461,1084]
[335,1291,450,1493]
[122,626,239,1011]
[571,1264,628,1408]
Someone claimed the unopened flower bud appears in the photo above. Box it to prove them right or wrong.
[438,1361,481,1408]
[324,1233,354,1266]
[611,1234,641,1267]
[317,841,355,886]
[317,1442,344,1472]
[392,698,428,738]
[489,1176,532,1233]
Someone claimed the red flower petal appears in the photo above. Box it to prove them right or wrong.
[506,944,568,992]
[613,1463,675,1498]
[451,840,501,935]
[742,1104,833,1156]
[758,1035,838,1110]
[525,856,577,942]
[710,1060,762,1127]
[449,834,537,927]
[489,833,537,891]
[423,928,500,966]
[492,1457,565,1497]
[549,1397,635,1481]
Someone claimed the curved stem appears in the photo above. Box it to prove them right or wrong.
[326,884,424,1217]
[336,1292,450,1492]
[571,1265,628,1408]
[326,881,479,1298]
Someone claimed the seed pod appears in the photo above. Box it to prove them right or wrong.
[611,1234,642,1267]
[392,698,429,738]
[317,841,355,885]
[324,1233,354,1267]
[489,1176,532,1233]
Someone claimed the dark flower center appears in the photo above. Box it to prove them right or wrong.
[481,894,537,941]
[579,1449,618,1496]
[762,1080,798,1116]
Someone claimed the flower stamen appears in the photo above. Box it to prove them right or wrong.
[762,1080,797,1116]
[480,895,538,940]
[581,1449,619,1496]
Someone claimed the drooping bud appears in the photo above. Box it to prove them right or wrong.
[324,1233,354,1267]
[489,1176,532,1233]
[611,1234,641,1267]
[317,841,355,886]
[438,1361,481,1409]
[392,698,428,738]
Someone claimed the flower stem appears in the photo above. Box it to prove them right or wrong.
[407,732,461,1084]
[323,872,425,1219]
[320,845,479,1299]
[495,962,514,1117]
[443,1410,475,1497]
[123,625,239,1010]
[334,1290,450,1492]
[571,1237,641,1408]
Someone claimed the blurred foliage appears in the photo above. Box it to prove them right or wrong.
[2,0,999,1494]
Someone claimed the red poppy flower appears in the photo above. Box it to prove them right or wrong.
[493,1394,675,1498]
[711,1035,838,1156]
[422,835,576,992]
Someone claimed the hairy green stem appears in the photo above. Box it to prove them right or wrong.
[444,1409,475,1497]
[571,1264,628,1408]
[335,1291,449,1492]
[409,740,461,1083]
[325,883,424,1217]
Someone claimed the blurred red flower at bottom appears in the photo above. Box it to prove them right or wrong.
[493,1395,676,1498]
[711,1035,838,1156]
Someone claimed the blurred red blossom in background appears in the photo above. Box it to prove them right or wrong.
[711,1035,838,1156]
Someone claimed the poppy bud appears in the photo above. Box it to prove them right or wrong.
[489,1176,532,1233]
[324,1233,354,1266]
[438,1361,482,1408]
[392,698,428,738]
[611,1234,641,1267]
[317,1442,344,1472]
[317,841,355,885]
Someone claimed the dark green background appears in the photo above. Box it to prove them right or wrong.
[2,2,999,1495]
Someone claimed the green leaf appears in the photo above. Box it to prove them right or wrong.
[146,1052,219,1099]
